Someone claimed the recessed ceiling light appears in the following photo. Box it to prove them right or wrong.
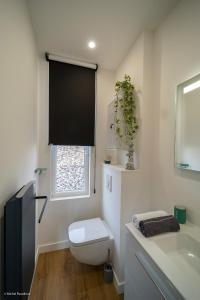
[188,252,195,258]
[88,41,96,49]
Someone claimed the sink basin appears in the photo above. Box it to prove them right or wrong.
[126,222,200,299]
[153,233,200,275]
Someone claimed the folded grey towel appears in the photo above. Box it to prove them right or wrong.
[139,215,180,237]
[132,210,167,229]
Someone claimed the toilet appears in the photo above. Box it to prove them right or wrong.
[68,218,113,265]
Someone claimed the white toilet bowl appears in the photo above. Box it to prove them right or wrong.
[68,218,113,265]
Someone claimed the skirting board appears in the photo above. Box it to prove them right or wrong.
[38,239,70,254]
[113,269,124,294]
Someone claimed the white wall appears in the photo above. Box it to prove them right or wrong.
[102,1,200,289]
[115,31,154,210]
[0,0,37,289]
[37,60,115,247]
[29,0,200,273]
[102,165,146,287]
[152,0,200,225]
[102,165,122,284]
[101,31,155,289]
[114,0,200,229]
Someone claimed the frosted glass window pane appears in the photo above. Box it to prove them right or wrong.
[55,146,86,193]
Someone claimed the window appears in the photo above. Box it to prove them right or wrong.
[51,146,90,199]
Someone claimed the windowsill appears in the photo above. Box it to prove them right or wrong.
[50,194,90,201]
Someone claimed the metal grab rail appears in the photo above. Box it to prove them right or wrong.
[35,196,48,223]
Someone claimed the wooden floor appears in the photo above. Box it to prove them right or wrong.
[30,249,123,300]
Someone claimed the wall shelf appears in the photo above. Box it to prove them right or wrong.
[102,163,140,173]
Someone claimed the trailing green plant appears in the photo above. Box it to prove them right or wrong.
[114,74,139,147]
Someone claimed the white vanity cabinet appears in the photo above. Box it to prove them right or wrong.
[124,229,183,300]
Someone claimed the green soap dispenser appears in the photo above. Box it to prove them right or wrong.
[174,206,186,224]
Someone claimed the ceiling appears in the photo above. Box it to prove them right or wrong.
[27,0,179,70]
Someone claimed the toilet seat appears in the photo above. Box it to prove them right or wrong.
[68,218,109,247]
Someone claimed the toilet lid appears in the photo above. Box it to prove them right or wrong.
[68,218,110,246]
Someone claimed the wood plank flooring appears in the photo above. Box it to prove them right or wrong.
[30,249,123,300]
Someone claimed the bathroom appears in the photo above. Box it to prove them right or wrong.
[1,0,200,299]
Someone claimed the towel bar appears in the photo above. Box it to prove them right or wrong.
[35,196,48,223]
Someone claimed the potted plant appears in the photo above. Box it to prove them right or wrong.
[114,75,139,170]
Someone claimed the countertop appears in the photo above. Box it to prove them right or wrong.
[126,222,200,300]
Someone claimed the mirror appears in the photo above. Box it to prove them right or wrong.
[175,73,200,171]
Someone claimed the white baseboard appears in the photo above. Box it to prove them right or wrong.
[38,239,70,254]
[113,269,124,294]
[35,247,39,262]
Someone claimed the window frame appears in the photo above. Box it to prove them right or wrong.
[50,145,90,200]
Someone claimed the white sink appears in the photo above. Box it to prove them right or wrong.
[153,233,200,275]
[126,222,200,300]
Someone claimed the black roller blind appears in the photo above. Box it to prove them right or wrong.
[49,60,96,145]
